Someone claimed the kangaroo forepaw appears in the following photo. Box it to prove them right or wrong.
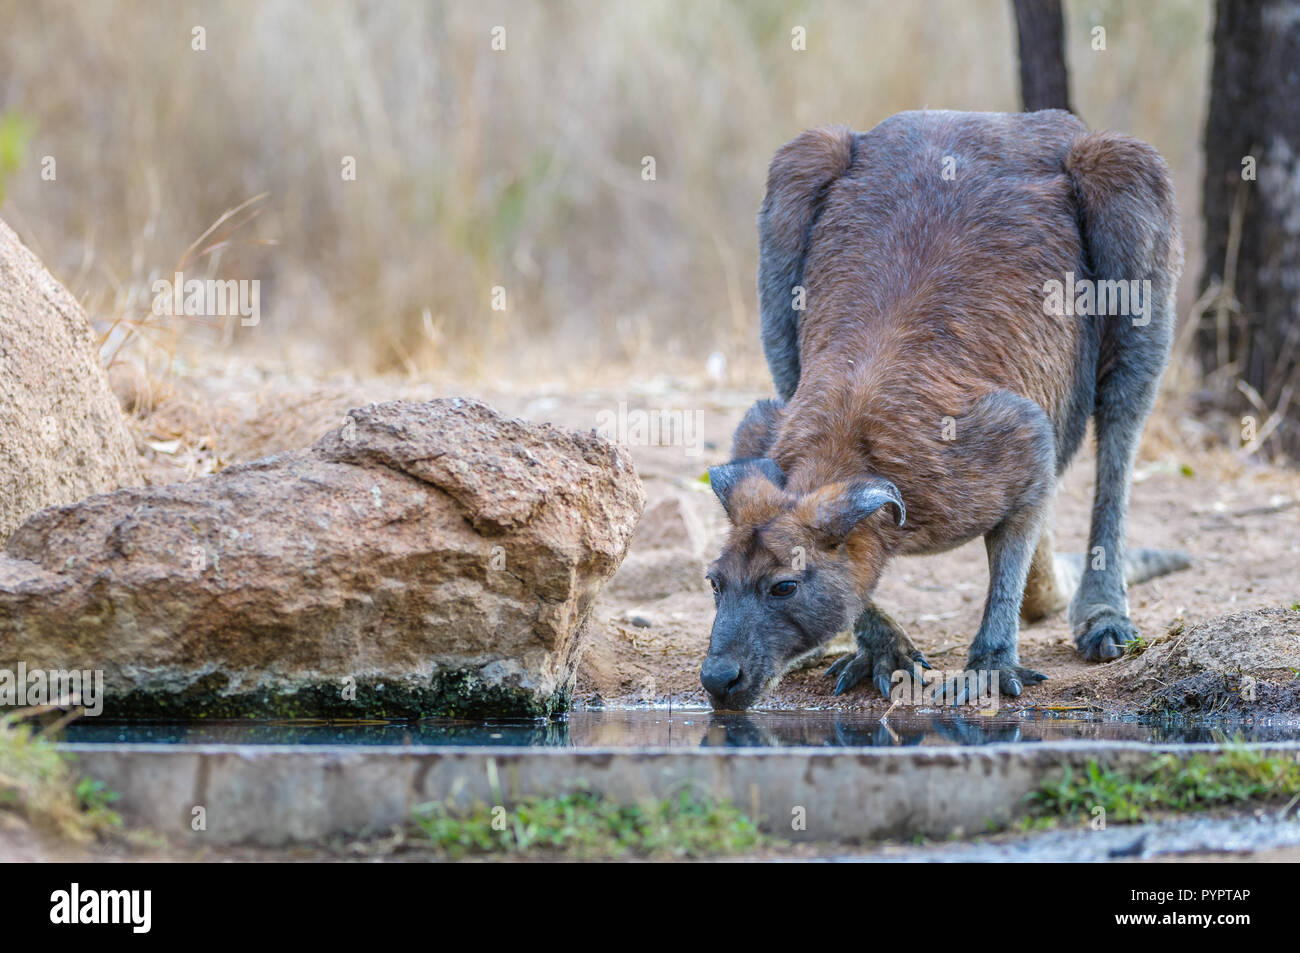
[930,655,1048,705]
[825,606,930,699]
[825,647,929,699]
[1073,606,1139,662]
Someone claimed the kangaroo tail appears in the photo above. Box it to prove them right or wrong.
[1053,549,1191,595]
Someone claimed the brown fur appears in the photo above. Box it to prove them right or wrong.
[761,112,1087,555]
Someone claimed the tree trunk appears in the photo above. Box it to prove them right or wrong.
[1012,0,1072,112]
[1199,0,1300,460]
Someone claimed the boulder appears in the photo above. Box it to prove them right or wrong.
[0,218,140,541]
[0,398,644,716]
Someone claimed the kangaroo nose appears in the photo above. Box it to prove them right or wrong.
[700,657,742,698]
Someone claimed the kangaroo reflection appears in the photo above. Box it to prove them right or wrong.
[700,710,1027,747]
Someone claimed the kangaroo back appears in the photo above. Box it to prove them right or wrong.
[757,125,856,401]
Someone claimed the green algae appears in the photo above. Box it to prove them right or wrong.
[98,669,569,720]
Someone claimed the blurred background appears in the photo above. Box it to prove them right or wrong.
[0,0,1210,379]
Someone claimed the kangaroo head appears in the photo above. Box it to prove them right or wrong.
[701,458,904,710]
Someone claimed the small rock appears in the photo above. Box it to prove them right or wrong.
[605,549,708,602]
[630,494,707,556]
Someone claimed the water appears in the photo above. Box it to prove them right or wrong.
[59,707,1300,748]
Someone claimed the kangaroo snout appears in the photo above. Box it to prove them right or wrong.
[700,655,743,700]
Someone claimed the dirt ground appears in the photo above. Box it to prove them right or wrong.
[113,362,1300,715]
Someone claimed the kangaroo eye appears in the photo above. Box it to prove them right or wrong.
[770,580,798,598]
[708,577,720,594]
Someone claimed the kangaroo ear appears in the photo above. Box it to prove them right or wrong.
[814,479,905,539]
[708,457,785,516]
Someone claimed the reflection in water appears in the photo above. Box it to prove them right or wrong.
[60,707,1300,748]
[699,711,1026,747]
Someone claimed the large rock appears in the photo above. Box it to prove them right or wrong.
[0,218,140,541]
[0,399,644,716]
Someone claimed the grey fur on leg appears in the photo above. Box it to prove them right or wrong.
[824,603,929,699]
[951,504,1051,700]
[1069,390,1149,661]
[935,390,1056,702]
[1063,132,1182,663]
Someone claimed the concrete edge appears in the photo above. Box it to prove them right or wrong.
[60,741,1300,846]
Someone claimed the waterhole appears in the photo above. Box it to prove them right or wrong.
[59,707,1300,748]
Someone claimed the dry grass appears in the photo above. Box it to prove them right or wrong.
[0,0,1211,384]
[3,0,1249,473]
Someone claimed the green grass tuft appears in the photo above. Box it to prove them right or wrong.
[1026,745,1300,826]
[412,790,766,859]
[1123,633,1149,657]
[0,109,33,204]
[0,710,122,840]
